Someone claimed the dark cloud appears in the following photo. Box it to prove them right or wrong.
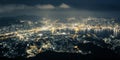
[0,0,120,11]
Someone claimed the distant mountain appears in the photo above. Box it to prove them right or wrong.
[0,15,41,27]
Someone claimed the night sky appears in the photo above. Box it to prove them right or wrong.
[0,0,120,11]
[0,0,120,17]
[0,0,120,60]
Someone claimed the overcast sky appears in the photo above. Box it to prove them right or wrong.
[0,0,120,10]
[0,0,120,17]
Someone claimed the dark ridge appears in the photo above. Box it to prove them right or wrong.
[0,50,120,60]
[0,15,41,27]
[0,39,120,60]
[30,51,120,60]
[0,52,119,60]
[0,17,20,27]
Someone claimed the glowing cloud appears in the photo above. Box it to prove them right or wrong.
[0,5,27,13]
[0,4,55,13]
[59,3,70,8]
[0,4,71,13]
[35,4,55,9]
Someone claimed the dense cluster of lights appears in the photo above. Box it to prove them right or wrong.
[0,17,120,58]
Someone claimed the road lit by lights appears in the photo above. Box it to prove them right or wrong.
[0,17,120,58]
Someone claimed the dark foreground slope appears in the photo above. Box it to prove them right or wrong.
[0,43,120,60]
